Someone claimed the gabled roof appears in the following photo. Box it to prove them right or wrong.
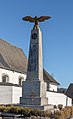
[0,39,27,73]
[43,69,60,85]
[66,83,73,98]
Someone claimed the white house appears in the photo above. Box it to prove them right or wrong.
[0,39,27,104]
[0,39,72,106]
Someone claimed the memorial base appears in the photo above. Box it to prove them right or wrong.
[20,97,48,106]
[19,104,54,110]
[20,80,48,106]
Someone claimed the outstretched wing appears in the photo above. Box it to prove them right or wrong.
[38,16,51,22]
[22,16,35,22]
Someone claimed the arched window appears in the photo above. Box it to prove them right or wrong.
[2,74,9,83]
[19,77,24,86]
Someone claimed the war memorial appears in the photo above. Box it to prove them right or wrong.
[20,16,51,110]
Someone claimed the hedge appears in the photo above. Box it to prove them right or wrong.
[0,105,51,117]
[0,105,73,118]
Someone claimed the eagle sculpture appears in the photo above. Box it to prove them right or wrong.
[22,16,51,26]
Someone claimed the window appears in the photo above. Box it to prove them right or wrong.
[2,74,9,83]
[19,77,24,86]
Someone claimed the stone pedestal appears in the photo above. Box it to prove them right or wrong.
[20,80,48,106]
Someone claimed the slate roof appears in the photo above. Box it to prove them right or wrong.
[66,83,73,98]
[43,69,60,85]
[0,39,27,73]
[0,39,59,85]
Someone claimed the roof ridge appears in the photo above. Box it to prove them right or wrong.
[0,38,22,50]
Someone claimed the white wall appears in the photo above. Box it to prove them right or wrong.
[0,68,26,85]
[0,85,22,104]
[0,68,25,104]
[0,86,12,104]
[12,86,22,104]
[49,83,57,92]
[66,97,72,106]
[47,91,72,107]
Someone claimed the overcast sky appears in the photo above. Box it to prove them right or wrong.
[0,0,73,88]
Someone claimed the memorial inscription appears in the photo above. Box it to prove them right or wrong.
[28,41,38,71]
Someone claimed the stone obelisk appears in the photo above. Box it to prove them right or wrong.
[20,16,51,110]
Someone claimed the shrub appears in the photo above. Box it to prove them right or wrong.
[55,106,73,119]
[54,105,57,109]
[58,104,63,110]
